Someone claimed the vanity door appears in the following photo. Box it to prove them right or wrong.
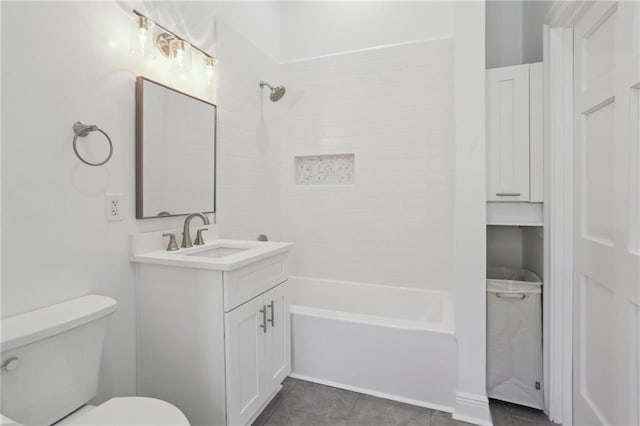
[263,281,291,394]
[224,297,267,426]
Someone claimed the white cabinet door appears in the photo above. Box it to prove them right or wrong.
[487,64,530,201]
[263,281,291,394]
[225,297,267,426]
[224,281,291,425]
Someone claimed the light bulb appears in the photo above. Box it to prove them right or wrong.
[176,48,184,70]
[130,15,153,58]
[171,39,191,75]
[138,27,147,54]
[205,57,217,85]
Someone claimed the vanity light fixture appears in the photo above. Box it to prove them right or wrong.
[132,10,217,82]
[130,14,154,58]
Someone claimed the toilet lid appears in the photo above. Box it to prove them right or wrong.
[68,397,190,425]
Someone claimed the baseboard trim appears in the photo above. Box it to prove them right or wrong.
[289,373,454,414]
[452,392,493,426]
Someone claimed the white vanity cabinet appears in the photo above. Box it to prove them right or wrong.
[486,62,543,203]
[133,243,291,426]
[225,282,290,426]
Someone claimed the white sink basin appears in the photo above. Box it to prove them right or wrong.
[131,238,293,271]
[187,246,250,258]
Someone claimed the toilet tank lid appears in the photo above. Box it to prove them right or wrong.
[1,295,117,352]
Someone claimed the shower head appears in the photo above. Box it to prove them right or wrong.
[259,80,286,102]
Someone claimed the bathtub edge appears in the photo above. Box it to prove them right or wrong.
[290,304,455,334]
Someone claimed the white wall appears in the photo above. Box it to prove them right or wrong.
[487,226,524,269]
[452,2,491,425]
[206,1,281,61]
[1,0,280,404]
[214,24,282,241]
[522,226,543,278]
[487,225,544,279]
[487,225,544,277]
[279,1,454,62]
[523,1,554,64]
[486,0,554,69]
[486,0,523,68]
[280,38,455,290]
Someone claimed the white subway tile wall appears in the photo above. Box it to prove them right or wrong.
[281,38,455,290]
[215,24,283,241]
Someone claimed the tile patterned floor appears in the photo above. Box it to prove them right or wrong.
[488,399,558,426]
[253,378,558,426]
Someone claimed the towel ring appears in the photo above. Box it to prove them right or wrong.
[72,121,113,166]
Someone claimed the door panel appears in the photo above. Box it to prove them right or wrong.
[263,281,291,394]
[574,2,640,425]
[225,297,266,426]
[579,275,614,421]
[581,98,615,245]
[487,64,531,201]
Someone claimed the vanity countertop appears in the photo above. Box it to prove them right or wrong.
[130,239,293,271]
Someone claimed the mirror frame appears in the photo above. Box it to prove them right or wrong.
[135,76,217,219]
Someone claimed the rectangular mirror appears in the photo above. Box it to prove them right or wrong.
[136,77,216,219]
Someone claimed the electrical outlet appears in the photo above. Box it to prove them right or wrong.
[106,194,124,222]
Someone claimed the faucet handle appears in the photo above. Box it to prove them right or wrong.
[194,228,208,246]
[162,233,179,251]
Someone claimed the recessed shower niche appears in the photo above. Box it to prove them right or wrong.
[294,154,355,185]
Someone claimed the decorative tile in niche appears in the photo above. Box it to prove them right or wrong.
[295,154,355,185]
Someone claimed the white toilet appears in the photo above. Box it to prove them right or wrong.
[0,295,189,425]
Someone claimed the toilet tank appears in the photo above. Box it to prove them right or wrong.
[0,296,117,425]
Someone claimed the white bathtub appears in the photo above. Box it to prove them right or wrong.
[289,276,457,412]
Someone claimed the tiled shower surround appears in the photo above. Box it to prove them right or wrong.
[281,38,455,290]
[295,154,355,185]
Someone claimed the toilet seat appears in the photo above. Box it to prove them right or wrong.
[65,397,190,425]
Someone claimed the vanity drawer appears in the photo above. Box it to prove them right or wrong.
[223,253,288,312]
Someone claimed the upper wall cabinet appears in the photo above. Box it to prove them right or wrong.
[487,63,543,203]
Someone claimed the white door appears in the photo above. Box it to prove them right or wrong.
[263,281,291,394]
[225,297,267,426]
[573,2,640,425]
[487,64,531,201]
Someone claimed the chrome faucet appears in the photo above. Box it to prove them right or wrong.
[181,213,210,248]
